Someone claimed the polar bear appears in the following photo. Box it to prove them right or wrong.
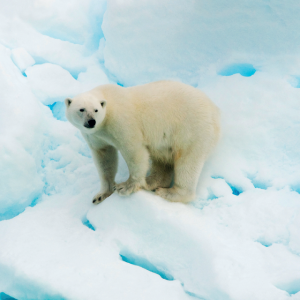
[65,80,220,204]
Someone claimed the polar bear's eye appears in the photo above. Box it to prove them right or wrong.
[79,108,85,112]
[95,109,98,112]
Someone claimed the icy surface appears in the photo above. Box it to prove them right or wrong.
[102,0,300,86]
[11,48,35,74]
[0,0,300,300]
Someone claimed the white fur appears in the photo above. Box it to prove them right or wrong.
[65,80,220,204]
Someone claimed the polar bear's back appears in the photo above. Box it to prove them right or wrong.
[128,80,220,155]
[128,80,217,119]
[96,81,220,158]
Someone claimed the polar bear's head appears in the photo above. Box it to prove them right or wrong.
[65,92,107,134]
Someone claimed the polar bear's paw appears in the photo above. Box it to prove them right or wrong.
[92,191,113,204]
[114,180,142,196]
[155,187,195,203]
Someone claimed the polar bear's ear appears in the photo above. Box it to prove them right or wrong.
[65,98,72,107]
[100,100,107,108]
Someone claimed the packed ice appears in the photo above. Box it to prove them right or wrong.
[0,0,299,299]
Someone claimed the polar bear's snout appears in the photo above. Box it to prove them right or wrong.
[84,119,96,128]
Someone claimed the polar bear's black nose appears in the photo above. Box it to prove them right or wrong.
[88,119,96,127]
[84,119,96,128]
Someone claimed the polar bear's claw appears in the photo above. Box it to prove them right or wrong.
[92,191,113,204]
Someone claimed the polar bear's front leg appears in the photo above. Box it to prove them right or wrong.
[91,146,118,204]
[115,146,149,196]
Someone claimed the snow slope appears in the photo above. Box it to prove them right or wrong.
[0,0,299,299]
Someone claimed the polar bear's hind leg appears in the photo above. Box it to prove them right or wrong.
[146,160,173,191]
[155,149,205,203]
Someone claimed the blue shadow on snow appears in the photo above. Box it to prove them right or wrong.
[0,195,41,222]
[275,279,300,295]
[47,102,67,121]
[120,251,209,299]
[256,239,272,247]
[82,217,95,231]
[0,293,17,300]
[228,184,241,196]
[211,176,242,196]
[218,63,256,77]
[120,251,174,281]
[289,76,300,88]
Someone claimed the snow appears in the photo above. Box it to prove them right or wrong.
[0,0,300,300]
[102,0,300,86]
[25,63,109,105]
[11,48,35,74]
